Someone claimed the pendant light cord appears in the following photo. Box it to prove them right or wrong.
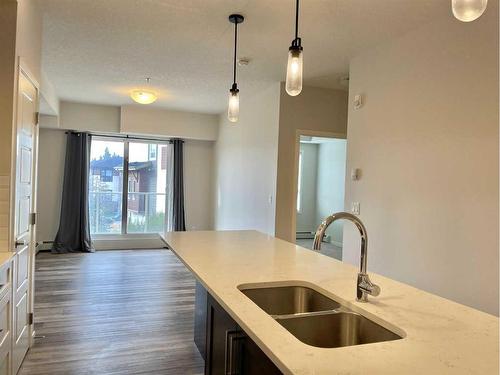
[295,0,299,40]
[233,21,238,86]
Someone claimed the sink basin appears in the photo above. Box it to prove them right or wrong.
[277,311,402,348]
[240,285,341,316]
[240,283,403,349]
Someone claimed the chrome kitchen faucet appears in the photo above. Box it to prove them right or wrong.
[313,212,380,302]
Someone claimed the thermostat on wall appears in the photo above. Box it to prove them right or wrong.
[351,168,361,181]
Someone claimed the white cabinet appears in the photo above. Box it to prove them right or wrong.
[0,261,12,375]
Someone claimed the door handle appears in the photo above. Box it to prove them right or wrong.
[224,330,245,375]
[15,240,27,248]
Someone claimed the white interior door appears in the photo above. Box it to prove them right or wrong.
[12,67,38,375]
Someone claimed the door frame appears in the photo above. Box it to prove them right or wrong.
[292,129,346,242]
[10,58,40,350]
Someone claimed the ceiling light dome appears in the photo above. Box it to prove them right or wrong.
[130,89,157,104]
[452,0,488,22]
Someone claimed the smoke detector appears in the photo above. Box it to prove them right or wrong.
[238,58,250,66]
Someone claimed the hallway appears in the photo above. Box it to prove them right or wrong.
[19,250,204,375]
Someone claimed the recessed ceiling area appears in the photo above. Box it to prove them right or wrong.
[38,0,449,114]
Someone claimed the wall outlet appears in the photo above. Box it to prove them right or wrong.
[351,202,360,215]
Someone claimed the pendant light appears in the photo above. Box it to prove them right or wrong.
[228,14,244,123]
[452,0,488,22]
[131,78,158,104]
[286,0,303,96]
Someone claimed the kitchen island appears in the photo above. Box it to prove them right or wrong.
[162,230,499,375]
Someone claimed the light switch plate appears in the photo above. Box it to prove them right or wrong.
[353,94,363,110]
[351,202,360,215]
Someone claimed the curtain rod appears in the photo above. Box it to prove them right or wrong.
[64,131,184,143]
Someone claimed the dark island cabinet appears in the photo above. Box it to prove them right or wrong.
[194,281,208,360]
[195,282,282,375]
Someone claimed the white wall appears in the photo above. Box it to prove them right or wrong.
[184,140,214,231]
[40,69,59,116]
[59,101,120,132]
[275,85,348,241]
[38,101,122,246]
[121,105,218,141]
[37,103,216,248]
[344,5,498,315]
[0,1,18,176]
[0,0,43,252]
[16,0,42,83]
[36,129,66,244]
[55,102,219,144]
[296,143,318,233]
[214,82,281,235]
[316,139,347,246]
[0,0,42,174]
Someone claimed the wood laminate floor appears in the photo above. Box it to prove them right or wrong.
[19,250,204,375]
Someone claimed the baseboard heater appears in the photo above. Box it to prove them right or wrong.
[36,241,54,252]
[296,231,331,242]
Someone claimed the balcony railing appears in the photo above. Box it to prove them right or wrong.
[127,192,166,233]
[89,191,166,235]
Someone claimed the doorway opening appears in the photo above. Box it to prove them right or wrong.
[295,135,347,260]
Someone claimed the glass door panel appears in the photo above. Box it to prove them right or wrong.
[89,139,124,234]
[127,142,168,233]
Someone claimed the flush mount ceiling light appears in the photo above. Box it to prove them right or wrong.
[227,14,244,123]
[286,0,303,96]
[452,0,488,22]
[130,78,158,104]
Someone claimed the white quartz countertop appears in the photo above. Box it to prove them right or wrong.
[162,230,499,375]
[0,252,13,268]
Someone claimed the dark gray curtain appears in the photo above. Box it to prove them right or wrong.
[171,139,186,231]
[53,132,94,253]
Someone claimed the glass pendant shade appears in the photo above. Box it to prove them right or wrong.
[286,48,303,96]
[227,89,240,123]
[452,0,488,22]
[130,89,157,104]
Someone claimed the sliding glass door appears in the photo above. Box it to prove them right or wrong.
[89,137,169,235]
[126,142,169,233]
[89,139,124,234]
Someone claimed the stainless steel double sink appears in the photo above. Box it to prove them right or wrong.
[239,284,402,348]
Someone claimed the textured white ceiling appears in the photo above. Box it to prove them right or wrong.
[38,0,449,114]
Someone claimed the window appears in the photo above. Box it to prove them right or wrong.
[297,151,303,213]
[89,140,124,234]
[89,138,169,235]
[127,142,167,234]
[148,144,157,160]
